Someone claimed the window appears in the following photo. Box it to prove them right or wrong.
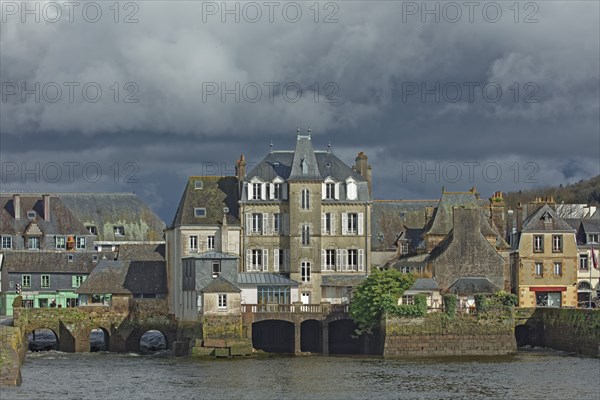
[536,291,561,307]
[68,254,74,262]
[212,260,221,278]
[41,275,50,288]
[252,213,263,234]
[579,255,589,271]
[588,234,599,244]
[27,211,36,219]
[301,189,310,210]
[301,225,310,246]
[218,294,227,310]
[325,183,335,200]
[114,226,125,236]
[257,286,291,304]
[28,237,40,250]
[401,295,415,305]
[194,180,203,189]
[87,225,98,235]
[552,235,563,252]
[534,262,543,277]
[22,275,31,288]
[252,183,261,200]
[207,235,215,251]
[251,249,263,270]
[400,243,409,255]
[92,254,98,262]
[55,236,66,250]
[533,235,544,252]
[76,236,86,250]
[194,208,206,218]
[273,183,282,200]
[1,236,12,249]
[301,261,311,282]
[189,235,198,252]
[322,213,334,235]
[273,213,281,234]
[553,262,562,277]
[324,249,336,271]
[346,179,357,200]
[347,249,358,271]
[347,213,358,234]
[72,275,85,288]
[273,249,284,272]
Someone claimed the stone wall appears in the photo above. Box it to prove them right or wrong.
[382,314,516,357]
[515,308,600,358]
[0,326,26,386]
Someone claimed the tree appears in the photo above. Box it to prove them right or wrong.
[349,269,415,334]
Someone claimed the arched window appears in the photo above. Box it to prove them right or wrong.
[301,189,310,210]
[578,281,592,291]
[346,178,357,200]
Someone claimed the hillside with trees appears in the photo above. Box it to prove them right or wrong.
[504,175,600,209]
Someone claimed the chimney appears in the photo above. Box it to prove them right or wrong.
[489,191,506,238]
[220,208,229,253]
[235,154,246,182]
[355,152,372,197]
[43,194,50,221]
[453,207,480,243]
[13,194,20,220]
[516,202,524,232]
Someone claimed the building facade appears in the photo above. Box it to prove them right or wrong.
[238,130,372,304]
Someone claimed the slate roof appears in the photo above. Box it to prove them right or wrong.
[290,134,321,180]
[117,243,165,261]
[408,278,440,291]
[237,272,299,286]
[183,251,238,260]
[521,204,575,232]
[201,275,241,293]
[170,176,240,227]
[3,251,103,273]
[0,194,89,236]
[447,277,499,295]
[76,258,167,295]
[321,275,366,287]
[582,219,600,234]
[59,193,165,241]
[371,200,437,250]
[425,191,497,237]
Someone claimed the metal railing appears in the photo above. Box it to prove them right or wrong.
[241,303,349,314]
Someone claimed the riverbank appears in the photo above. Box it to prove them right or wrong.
[0,325,25,386]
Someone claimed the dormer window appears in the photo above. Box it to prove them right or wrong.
[541,212,553,223]
[114,226,125,236]
[27,211,36,220]
[27,237,40,250]
[194,180,203,189]
[194,208,206,217]
[301,158,308,174]
[588,234,599,244]
[346,178,357,200]
[87,225,98,235]
[68,254,74,262]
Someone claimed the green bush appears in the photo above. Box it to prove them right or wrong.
[12,295,22,308]
[492,290,518,307]
[443,294,457,318]
[388,294,428,318]
[474,294,488,313]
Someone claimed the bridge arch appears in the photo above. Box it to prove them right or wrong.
[328,318,362,355]
[90,327,110,352]
[252,319,295,353]
[300,319,322,353]
[139,330,168,354]
[28,328,59,352]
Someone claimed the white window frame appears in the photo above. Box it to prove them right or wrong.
[552,235,562,252]
[579,254,589,270]
[114,226,125,236]
[534,262,543,277]
[189,235,198,252]
[87,225,98,235]
[76,236,86,250]
[533,235,543,252]
[194,180,203,189]
[252,213,262,234]
[347,249,358,271]
[301,225,310,246]
[323,249,336,271]
[41,274,50,288]
[1,236,12,249]
[22,275,31,288]
[194,208,206,218]
[252,183,261,200]
[588,233,599,244]
[218,294,227,310]
[301,261,311,282]
[346,178,357,200]
[28,237,40,250]
[212,260,221,277]
[301,189,310,210]
[207,235,215,251]
[553,262,562,276]
[273,213,281,234]
[55,236,66,250]
[400,243,409,255]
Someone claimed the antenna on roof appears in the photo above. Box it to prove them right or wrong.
[270,141,273,153]
[307,127,311,138]
[327,141,331,153]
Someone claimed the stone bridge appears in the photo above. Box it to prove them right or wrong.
[13,299,178,353]
[241,303,360,355]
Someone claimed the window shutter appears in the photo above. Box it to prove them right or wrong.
[246,213,252,233]
[262,213,270,235]
[246,249,252,271]
[282,182,288,200]
[358,249,364,271]
[321,249,326,269]
[243,182,248,199]
[358,213,364,235]
[334,183,339,200]
[336,249,342,271]
[274,249,280,272]
[342,213,348,235]
[342,249,348,271]
[322,183,327,199]
[269,182,274,200]
[262,249,268,272]
[72,275,77,287]
[259,183,266,200]
[331,213,336,235]
[321,213,326,235]
[284,213,290,235]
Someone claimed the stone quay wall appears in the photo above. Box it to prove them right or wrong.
[0,326,26,386]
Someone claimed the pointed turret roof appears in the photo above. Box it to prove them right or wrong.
[289,129,321,180]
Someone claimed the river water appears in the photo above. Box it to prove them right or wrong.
[3,346,599,400]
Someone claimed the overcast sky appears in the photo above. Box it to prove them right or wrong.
[1,1,599,222]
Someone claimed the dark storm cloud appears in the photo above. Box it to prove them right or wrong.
[1,1,598,221]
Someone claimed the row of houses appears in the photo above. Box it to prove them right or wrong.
[1,130,599,317]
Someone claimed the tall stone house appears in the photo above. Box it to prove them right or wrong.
[0,193,165,315]
[238,130,372,304]
[511,198,578,308]
[165,176,242,320]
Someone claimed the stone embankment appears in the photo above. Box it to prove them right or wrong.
[0,325,26,386]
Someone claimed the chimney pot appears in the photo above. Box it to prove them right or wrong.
[13,194,21,220]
